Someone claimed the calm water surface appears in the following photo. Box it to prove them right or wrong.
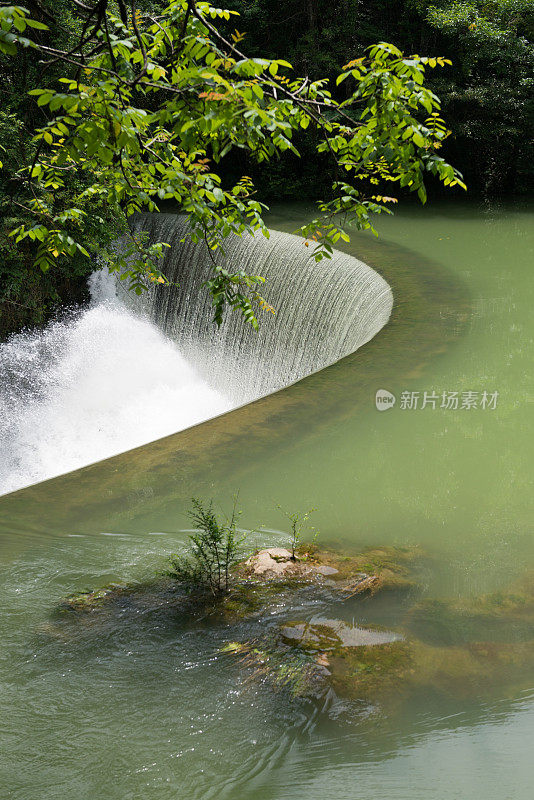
[0,200,533,799]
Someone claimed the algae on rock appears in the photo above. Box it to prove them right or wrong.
[48,542,534,715]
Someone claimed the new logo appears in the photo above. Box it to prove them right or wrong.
[375,389,396,411]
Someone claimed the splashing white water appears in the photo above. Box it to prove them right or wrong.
[0,274,232,496]
[0,217,392,496]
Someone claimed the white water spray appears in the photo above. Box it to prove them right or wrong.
[0,215,393,496]
[0,275,231,495]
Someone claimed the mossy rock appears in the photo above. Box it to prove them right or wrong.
[51,550,534,711]
[329,636,534,706]
[54,542,425,622]
[58,583,132,612]
[224,619,405,700]
[298,543,425,595]
[223,625,534,707]
[49,572,316,637]
[329,640,413,703]
[212,578,306,621]
[280,621,344,651]
[221,635,328,698]
[406,577,534,645]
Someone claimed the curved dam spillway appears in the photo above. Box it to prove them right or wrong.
[124,213,393,405]
[0,212,392,496]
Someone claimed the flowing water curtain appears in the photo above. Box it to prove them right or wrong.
[117,214,393,402]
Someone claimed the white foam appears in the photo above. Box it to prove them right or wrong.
[0,278,231,495]
[0,216,393,496]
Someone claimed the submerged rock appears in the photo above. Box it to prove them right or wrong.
[406,576,534,645]
[295,544,426,596]
[46,543,534,712]
[221,556,534,709]
[280,619,401,649]
[48,542,425,635]
[330,637,534,706]
[241,543,425,597]
[58,583,131,612]
[221,636,329,698]
[313,564,339,576]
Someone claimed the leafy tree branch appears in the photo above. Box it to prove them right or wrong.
[0,0,465,326]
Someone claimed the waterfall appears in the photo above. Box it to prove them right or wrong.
[122,213,393,404]
[0,213,392,496]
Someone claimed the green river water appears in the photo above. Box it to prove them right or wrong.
[0,200,533,799]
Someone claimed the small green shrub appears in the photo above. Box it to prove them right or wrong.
[167,499,246,596]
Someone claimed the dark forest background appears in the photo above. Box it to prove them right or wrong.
[224,0,533,200]
[1,0,532,337]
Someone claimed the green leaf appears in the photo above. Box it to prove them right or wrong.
[25,19,48,30]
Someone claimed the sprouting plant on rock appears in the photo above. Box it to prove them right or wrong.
[167,498,248,595]
[278,507,317,560]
